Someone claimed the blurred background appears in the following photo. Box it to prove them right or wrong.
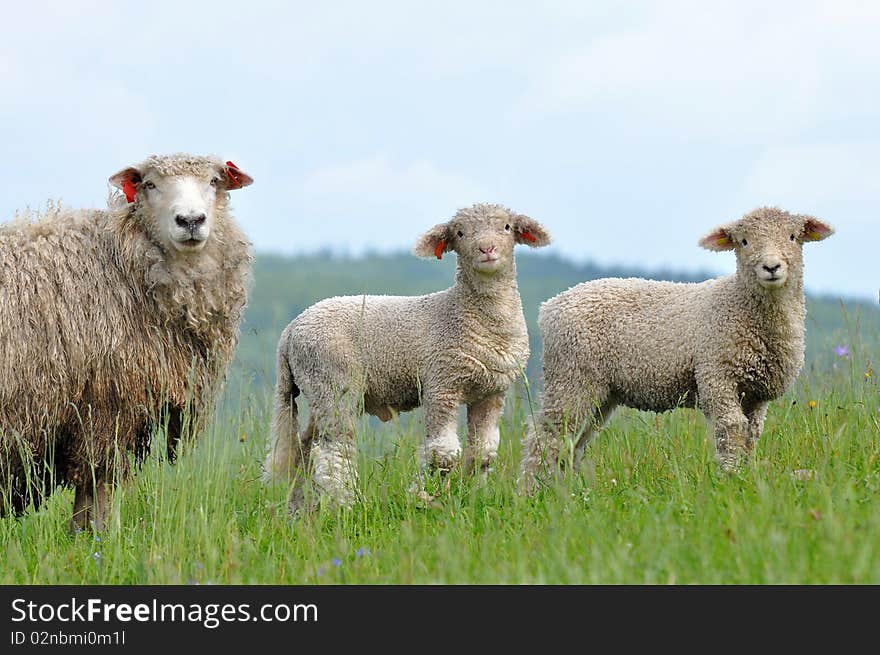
[2,0,877,391]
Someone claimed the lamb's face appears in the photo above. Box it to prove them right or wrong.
[413,203,551,277]
[110,155,253,254]
[700,207,833,292]
[453,207,521,275]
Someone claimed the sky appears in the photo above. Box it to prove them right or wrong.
[1,0,877,300]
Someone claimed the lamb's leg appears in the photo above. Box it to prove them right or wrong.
[300,385,360,509]
[309,437,357,508]
[573,399,616,465]
[70,481,111,534]
[465,394,505,476]
[423,396,462,473]
[288,417,318,513]
[699,379,749,472]
[744,402,769,457]
[519,393,611,494]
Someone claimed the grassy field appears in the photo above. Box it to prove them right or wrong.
[2,319,877,584]
[2,253,878,583]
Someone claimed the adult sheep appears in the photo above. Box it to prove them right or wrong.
[263,203,551,510]
[0,154,253,531]
[520,207,833,492]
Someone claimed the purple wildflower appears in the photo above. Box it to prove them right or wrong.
[332,558,342,567]
[356,547,371,558]
[835,344,850,357]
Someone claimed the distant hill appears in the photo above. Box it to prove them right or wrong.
[229,251,880,397]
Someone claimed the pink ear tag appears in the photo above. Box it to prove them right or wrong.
[122,179,137,203]
[226,160,242,188]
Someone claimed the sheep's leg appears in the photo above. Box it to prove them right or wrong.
[288,417,318,514]
[297,383,361,509]
[423,396,462,473]
[309,437,357,508]
[573,399,616,464]
[699,380,749,472]
[70,481,111,534]
[519,396,611,495]
[465,394,505,476]
[744,402,769,456]
[166,405,183,464]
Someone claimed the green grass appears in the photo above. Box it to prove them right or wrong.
[2,332,878,584]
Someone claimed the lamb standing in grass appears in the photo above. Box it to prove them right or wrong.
[0,154,253,531]
[520,207,833,491]
[264,203,551,509]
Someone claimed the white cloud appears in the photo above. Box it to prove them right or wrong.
[248,155,487,254]
[517,0,880,141]
[743,142,880,222]
[303,154,483,201]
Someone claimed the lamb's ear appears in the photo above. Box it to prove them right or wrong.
[513,214,551,247]
[223,160,253,190]
[414,223,452,259]
[699,225,736,251]
[801,216,834,242]
[108,166,142,204]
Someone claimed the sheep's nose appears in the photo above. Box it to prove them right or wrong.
[175,213,206,230]
[763,263,781,274]
[479,245,496,255]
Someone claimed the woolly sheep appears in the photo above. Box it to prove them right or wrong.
[519,207,833,491]
[263,203,551,510]
[0,154,253,531]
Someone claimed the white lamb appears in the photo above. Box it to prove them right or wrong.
[520,207,833,492]
[264,203,551,510]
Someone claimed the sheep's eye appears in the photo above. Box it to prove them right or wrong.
[504,224,511,231]
[457,230,464,238]
[143,181,156,190]
[790,234,796,241]
[741,238,748,246]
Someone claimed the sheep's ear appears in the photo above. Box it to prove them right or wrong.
[414,223,452,259]
[109,166,142,203]
[513,214,551,247]
[699,226,735,251]
[223,161,253,190]
[801,216,834,242]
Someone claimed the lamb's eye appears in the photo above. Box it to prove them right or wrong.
[504,224,511,231]
[143,181,156,190]
[741,238,748,246]
[790,234,796,241]
[457,230,464,238]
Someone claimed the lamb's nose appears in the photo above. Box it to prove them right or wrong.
[763,263,781,274]
[175,213,206,230]
[479,245,496,255]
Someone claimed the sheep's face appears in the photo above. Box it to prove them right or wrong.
[144,173,219,252]
[110,155,253,254]
[700,207,833,291]
[413,203,551,278]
